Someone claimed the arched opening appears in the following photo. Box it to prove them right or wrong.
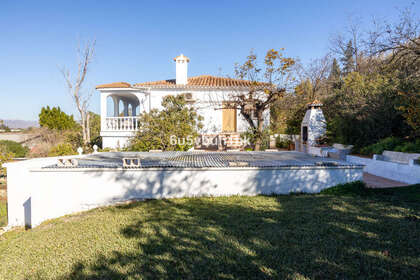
[103,92,142,131]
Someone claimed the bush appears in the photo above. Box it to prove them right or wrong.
[48,143,76,157]
[275,136,292,149]
[394,139,420,153]
[0,145,14,173]
[0,140,29,158]
[241,128,271,151]
[360,137,420,155]
[129,95,203,152]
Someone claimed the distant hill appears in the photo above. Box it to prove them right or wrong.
[2,119,39,129]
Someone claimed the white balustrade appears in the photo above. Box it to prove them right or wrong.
[104,117,141,131]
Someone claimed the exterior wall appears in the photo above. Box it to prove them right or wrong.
[98,88,272,148]
[301,107,326,146]
[102,136,131,148]
[5,156,363,228]
[346,155,420,184]
[4,155,85,227]
[101,131,136,148]
[147,88,258,134]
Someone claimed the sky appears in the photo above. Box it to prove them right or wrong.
[0,0,418,121]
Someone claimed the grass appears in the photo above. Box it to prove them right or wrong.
[0,200,6,227]
[0,182,419,279]
[0,173,6,227]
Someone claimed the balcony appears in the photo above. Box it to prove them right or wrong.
[103,117,141,131]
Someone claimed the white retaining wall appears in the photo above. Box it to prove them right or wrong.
[5,156,363,228]
[346,155,420,184]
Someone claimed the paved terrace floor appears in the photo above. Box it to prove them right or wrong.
[363,172,408,188]
[44,151,362,169]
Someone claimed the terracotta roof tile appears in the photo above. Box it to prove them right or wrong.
[307,99,323,107]
[173,54,190,62]
[134,75,269,89]
[96,82,132,89]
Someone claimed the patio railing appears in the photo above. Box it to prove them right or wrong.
[104,117,141,131]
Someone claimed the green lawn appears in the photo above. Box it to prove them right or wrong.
[0,182,419,279]
[0,200,6,227]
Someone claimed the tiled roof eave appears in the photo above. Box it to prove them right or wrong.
[132,85,273,91]
[97,87,135,91]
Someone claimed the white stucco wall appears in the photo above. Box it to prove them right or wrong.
[301,107,326,146]
[346,155,420,184]
[99,88,271,147]
[146,88,262,134]
[5,156,363,228]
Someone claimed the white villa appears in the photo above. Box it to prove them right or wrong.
[96,54,269,149]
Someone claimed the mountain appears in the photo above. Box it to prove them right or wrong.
[2,119,39,129]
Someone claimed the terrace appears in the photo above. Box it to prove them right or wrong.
[5,151,363,229]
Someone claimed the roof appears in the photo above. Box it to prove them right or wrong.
[134,75,269,89]
[173,54,190,62]
[96,82,131,89]
[307,99,323,107]
[42,151,360,169]
[96,75,271,90]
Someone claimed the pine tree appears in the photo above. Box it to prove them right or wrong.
[330,58,341,80]
[328,58,342,89]
[38,106,77,131]
[341,40,355,75]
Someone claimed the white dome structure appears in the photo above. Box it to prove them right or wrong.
[301,100,326,146]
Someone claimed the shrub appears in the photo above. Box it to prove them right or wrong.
[26,128,63,158]
[394,139,420,153]
[0,140,29,158]
[360,137,420,155]
[48,143,76,157]
[28,142,52,158]
[129,95,203,152]
[275,136,292,149]
[359,137,404,155]
[0,144,14,173]
[241,128,271,151]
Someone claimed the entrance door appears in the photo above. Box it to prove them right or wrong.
[222,105,237,132]
[302,126,308,143]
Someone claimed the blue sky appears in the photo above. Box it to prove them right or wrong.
[0,0,417,121]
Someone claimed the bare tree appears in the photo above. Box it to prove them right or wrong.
[330,17,365,72]
[208,49,295,150]
[295,55,332,100]
[60,40,96,145]
[368,6,420,72]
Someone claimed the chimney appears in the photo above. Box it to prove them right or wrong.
[174,54,189,85]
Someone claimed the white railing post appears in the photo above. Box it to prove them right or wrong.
[103,117,140,132]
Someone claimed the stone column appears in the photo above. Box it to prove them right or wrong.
[123,101,129,116]
[112,96,120,117]
[100,92,109,131]
[133,103,139,116]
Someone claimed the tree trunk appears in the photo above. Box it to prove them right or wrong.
[254,140,261,151]
[80,112,87,145]
[254,111,264,151]
[86,112,91,145]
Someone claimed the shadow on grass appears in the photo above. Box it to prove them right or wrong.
[49,184,420,280]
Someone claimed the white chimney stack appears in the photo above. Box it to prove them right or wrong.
[174,54,189,85]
